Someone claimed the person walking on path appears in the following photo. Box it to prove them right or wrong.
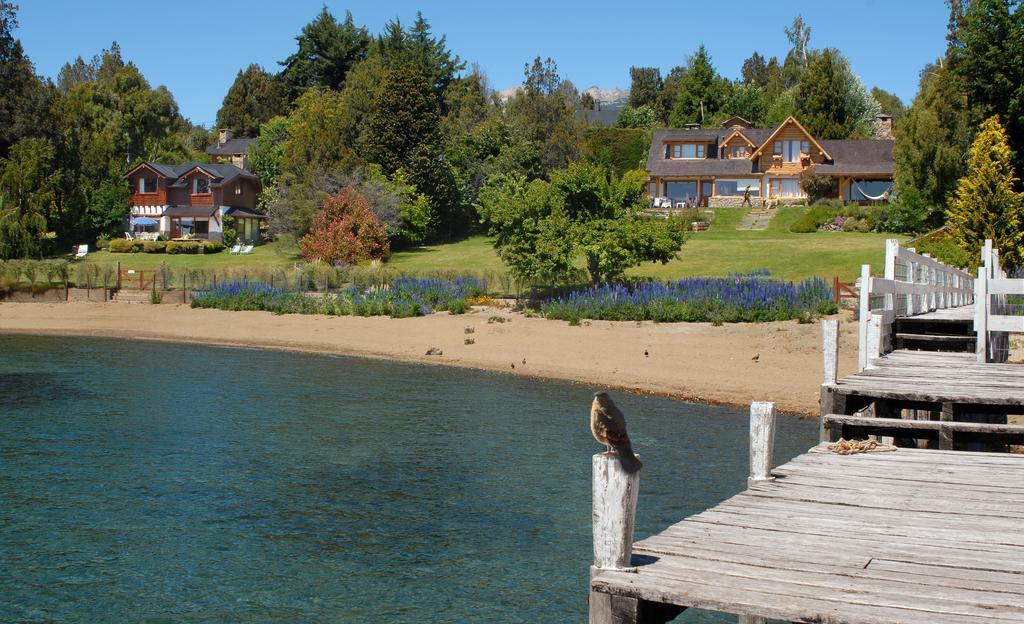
[741,185,752,207]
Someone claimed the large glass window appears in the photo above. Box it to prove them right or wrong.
[774,140,811,163]
[138,176,157,193]
[669,144,705,159]
[849,179,892,201]
[716,179,760,197]
[193,177,210,194]
[730,145,748,158]
[194,219,210,235]
[664,181,698,203]
[768,178,802,198]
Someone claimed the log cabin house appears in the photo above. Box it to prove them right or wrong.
[125,162,264,243]
[646,114,894,207]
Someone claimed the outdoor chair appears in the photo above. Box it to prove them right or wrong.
[125,232,134,241]
[74,244,88,259]
[229,244,242,254]
[240,244,254,255]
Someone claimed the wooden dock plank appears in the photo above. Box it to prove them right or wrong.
[592,447,1024,623]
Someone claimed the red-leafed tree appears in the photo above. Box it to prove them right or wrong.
[299,186,389,264]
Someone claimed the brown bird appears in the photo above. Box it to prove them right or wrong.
[590,392,642,473]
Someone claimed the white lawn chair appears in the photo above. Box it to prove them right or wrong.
[240,244,254,255]
[74,244,89,259]
[125,231,134,241]
[229,243,242,254]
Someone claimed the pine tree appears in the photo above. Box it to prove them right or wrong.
[669,45,726,127]
[947,115,1024,269]
[216,64,287,136]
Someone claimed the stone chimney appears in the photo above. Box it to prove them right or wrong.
[684,123,701,130]
[873,114,893,140]
[217,128,234,145]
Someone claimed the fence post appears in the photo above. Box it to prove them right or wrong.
[116,261,121,291]
[975,266,988,363]
[858,264,871,372]
[884,239,898,312]
[590,452,641,623]
[749,402,777,486]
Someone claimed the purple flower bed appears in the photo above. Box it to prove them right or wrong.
[541,273,835,323]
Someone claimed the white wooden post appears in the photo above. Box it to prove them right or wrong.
[592,454,639,570]
[866,313,882,369]
[858,264,871,371]
[976,266,988,363]
[590,454,641,624]
[884,239,898,313]
[748,402,777,486]
[822,319,839,385]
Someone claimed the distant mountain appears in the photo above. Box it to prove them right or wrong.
[496,84,628,127]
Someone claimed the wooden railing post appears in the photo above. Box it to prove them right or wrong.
[858,264,871,371]
[976,266,989,363]
[822,319,839,385]
[749,402,777,486]
[590,452,641,623]
[884,239,898,313]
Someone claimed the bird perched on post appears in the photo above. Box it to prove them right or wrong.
[590,392,642,473]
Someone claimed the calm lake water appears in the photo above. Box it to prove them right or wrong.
[0,335,817,623]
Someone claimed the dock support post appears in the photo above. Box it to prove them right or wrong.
[590,453,640,624]
[738,616,767,624]
[749,402,776,486]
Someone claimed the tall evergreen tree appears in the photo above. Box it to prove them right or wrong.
[627,66,662,108]
[278,7,370,97]
[871,87,906,122]
[796,49,849,139]
[669,45,726,127]
[947,115,1024,269]
[0,1,48,158]
[216,64,288,137]
[740,52,769,88]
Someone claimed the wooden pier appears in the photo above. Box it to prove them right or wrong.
[589,239,1024,623]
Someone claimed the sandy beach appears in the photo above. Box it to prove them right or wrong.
[0,301,860,415]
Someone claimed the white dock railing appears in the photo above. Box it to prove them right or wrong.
[975,239,1017,363]
[857,239,974,370]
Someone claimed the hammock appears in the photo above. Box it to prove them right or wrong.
[853,183,891,201]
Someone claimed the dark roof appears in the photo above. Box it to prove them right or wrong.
[163,205,220,217]
[131,161,257,186]
[224,206,267,219]
[734,128,773,146]
[648,157,759,177]
[815,140,895,175]
[206,138,256,156]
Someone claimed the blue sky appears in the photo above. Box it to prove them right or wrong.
[17,0,949,126]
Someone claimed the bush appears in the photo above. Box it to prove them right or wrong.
[96,234,111,250]
[108,238,144,253]
[800,171,837,204]
[300,186,390,264]
[202,241,225,254]
[143,241,167,253]
[166,241,199,254]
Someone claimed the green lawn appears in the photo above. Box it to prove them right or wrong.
[82,240,301,272]
[386,207,904,282]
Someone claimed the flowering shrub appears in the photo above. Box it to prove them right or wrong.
[300,186,390,264]
[540,272,835,323]
[191,277,486,318]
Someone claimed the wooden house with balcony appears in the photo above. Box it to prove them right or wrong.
[125,162,264,243]
[646,115,894,208]
[206,129,255,171]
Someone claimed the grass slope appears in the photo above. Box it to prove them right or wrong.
[80,241,300,272]
[386,207,902,282]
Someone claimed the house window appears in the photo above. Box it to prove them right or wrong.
[770,178,803,198]
[139,177,157,193]
[193,177,210,194]
[849,179,893,201]
[774,140,812,163]
[730,145,747,158]
[194,220,209,235]
[664,181,698,203]
[669,144,705,159]
[716,179,760,197]
[234,182,242,196]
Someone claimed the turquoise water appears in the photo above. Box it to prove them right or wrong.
[0,335,817,622]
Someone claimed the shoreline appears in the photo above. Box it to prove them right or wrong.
[0,302,861,416]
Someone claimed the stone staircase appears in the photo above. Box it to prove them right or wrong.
[736,207,775,231]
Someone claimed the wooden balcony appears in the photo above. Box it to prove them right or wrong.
[190,193,214,206]
[130,191,166,205]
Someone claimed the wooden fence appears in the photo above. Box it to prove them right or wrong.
[857,239,974,370]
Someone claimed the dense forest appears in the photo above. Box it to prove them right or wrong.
[1,1,1023,274]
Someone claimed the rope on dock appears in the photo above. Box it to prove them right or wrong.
[827,438,897,455]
